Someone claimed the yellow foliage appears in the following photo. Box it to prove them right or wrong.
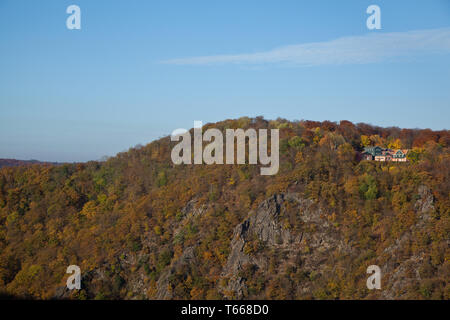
[361,135,371,147]
[388,138,402,149]
[80,201,97,218]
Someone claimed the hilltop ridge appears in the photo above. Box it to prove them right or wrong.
[0,159,61,169]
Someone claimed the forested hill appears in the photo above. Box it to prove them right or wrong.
[0,159,60,169]
[0,117,449,300]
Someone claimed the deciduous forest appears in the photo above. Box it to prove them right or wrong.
[0,117,448,299]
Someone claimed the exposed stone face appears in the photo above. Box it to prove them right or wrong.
[155,246,196,300]
[381,185,436,299]
[181,199,207,220]
[173,199,207,239]
[414,185,434,219]
[245,194,293,246]
[223,195,293,276]
[220,194,285,298]
[52,268,104,299]
[220,187,438,300]
[53,285,70,299]
[220,193,345,298]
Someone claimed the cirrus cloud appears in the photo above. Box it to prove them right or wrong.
[161,27,450,67]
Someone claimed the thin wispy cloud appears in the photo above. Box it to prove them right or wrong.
[161,27,450,67]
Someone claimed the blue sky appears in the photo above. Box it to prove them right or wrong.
[0,0,449,162]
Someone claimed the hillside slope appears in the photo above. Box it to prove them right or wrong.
[0,117,449,299]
